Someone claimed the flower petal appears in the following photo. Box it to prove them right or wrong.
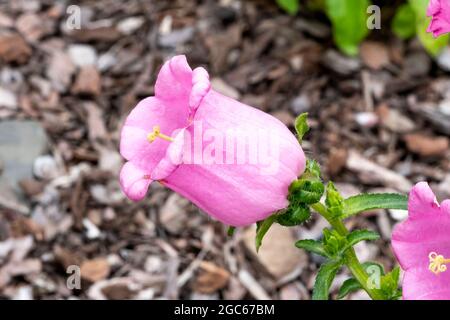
[189,67,211,112]
[403,265,450,300]
[119,161,152,201]
[151,128,186,180]
[407,182,440,220]
[155,55,192,102]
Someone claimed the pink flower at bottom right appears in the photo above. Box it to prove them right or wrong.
[392,182,450,300]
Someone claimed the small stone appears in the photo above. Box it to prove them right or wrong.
[243,224,308,280]
[279,283,304,300]
[33,155,61,180]
[0,87,18,109]
[46,51,76,92]
[354,112,378,128]
[117,16,145,35]
[97,53,117,72]
[1,67,23,89]
[290,94,311,114]
[0,12,14,28]
[322,50,361,75]
[72,66,101,96]
[0,121,48,194]
[404,52,431,77]
[16,13,45,43]
[158,26,194,48]
[360,41,390,70]
[404,133,449,157]
[377,210,392,239]
[68,44,97,67]
[0,33,32,64]
[160,193,190,233]
[438,99,450,116]
[289,55,303,72]
[82,218,101,240]
[436,46,450,71]
[211,78,240,99]
[389,209,408,221]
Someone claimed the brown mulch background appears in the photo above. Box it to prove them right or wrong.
[0,0,449,300]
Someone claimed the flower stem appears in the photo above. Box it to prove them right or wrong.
[310,203,384,300]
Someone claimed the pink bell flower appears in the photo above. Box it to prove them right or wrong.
[392,182,450,300]
[427,0,450,37]
[119,55,306,226]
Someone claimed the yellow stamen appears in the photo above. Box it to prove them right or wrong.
[428,252,450,275]
[147,126,174,143]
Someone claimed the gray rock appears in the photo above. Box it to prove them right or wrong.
[0,87,18,109]
[290,94,311,114]
[0,121,48,194]
[68,44,97,67]
[158,27,194,48]
[117,16,145,35]
[436,46,450,71]
[404,52,431,77]
[322,50,361,75]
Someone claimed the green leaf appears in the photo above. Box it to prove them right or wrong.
[341,193,408,219]
[255,215,277,252]
[324,0,370,56]
[295,239,328,257]
[346,229,380,248]
[276,0,300,15]
[337,278,361,299]
[392,3,416,39]
[294,113,309,143]
[277,203,311,226]
[227,226,235,236]
[312,259,343,300]
[409,0,449,56]
[325,182,344,217]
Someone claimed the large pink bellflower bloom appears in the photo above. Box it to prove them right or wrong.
[392,182,450,300]
[119,55,305,226]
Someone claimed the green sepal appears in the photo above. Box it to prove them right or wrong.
[227,226,235,236]
[255,215,277,252]
[276,203,311,226]
[288,179,325,205]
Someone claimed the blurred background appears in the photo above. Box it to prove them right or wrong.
[0,0,449,300]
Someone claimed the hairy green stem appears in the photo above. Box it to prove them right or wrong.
[310,203,384,300]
